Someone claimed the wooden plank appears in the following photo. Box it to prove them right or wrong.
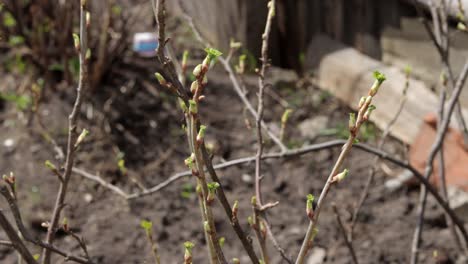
[305,35,468,144]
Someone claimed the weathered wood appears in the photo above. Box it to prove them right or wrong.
[402,0,468,19]
[306,35,468,144]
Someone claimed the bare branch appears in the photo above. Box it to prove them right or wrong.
[42,1,90,263]
[411,59,468,264]
[0,210,37,264]
[0,186,93,264]
[332,204,358,264]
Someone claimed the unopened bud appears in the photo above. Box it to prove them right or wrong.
[281,109,292,124]
[184,155,195,169]
[358,96,366,108]
[232,200,239,219]
[193,64,202,78]
[85,48,91,60]
[155,72,166,85]
[184,241,195,262]
[219,237,225,247]
[86,11,91,27]
[182,50,189,69]
[458,22,467,31]
[332,169,349,183]
[364,105,376,120]
[369,71,386,96]
[232,258,240,264]
[306,194,315,220]
[204,221,211,233]
[247,216,255,227]
[45,160,57,171]
[230,39,242,49]
[349,113,356,131]
[196,125,207,144]
[62,217,69,232]
[251,196,257,206]
[190,81,198,93]
[179,98,188,113]
[72,33,80,51]
[75,129,89,147]
[188,100,197,114]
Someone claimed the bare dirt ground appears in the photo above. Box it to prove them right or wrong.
[0,60,461,264]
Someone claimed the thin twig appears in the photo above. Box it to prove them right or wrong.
[178,9,287,152]
[255,0,276,207]
[42,1,89,263]
[348,68,411,241]
[0,210,37,264]
[201,145,261,264]
[0,186,93,264]
[72,167,129,198]
[295,73,386,264]
[253,2,276,262]
[331,204,358,264]
[411,59,468,264]
[153,1,227,262]
[0,240,14,247]
[75,138,468,247]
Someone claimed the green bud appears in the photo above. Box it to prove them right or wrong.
[458,22,467,31]
[237,54,247,74]
[62,217,68,227]
[75,128,89,147]
[251,196,257,206]
[182,50,189,67]
[232,200,239,217]
[247,216,255,226]
[85,48,91,60]
[404,65,412,76]
[33,254,40,261]
[349,113,356,130]
[230,39,242,49]
[193,64,202,77]
[370,71,386,96]
[196,184,202,195]
[188,100,197,114]
[44,160,57,171]
[306,194,315,210]
[207,182,220,193]
[140,220,153,232]
[184,241,195,260]
[364,105,376,120]
[155,72,166,85]
[184,241,195,251]
[219,237,225,247]
[197,125,207,143]
[190,81,198,93]
[268,0,275,17]
[281,109,293,124]
[333,169,349,183]
[232,258,240,264]
[86,11,91,27]
[203,221,211,232]
[178,98,188,113]
[72,33,80,50]
[205,47,223,61]
[185,155,195,169]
